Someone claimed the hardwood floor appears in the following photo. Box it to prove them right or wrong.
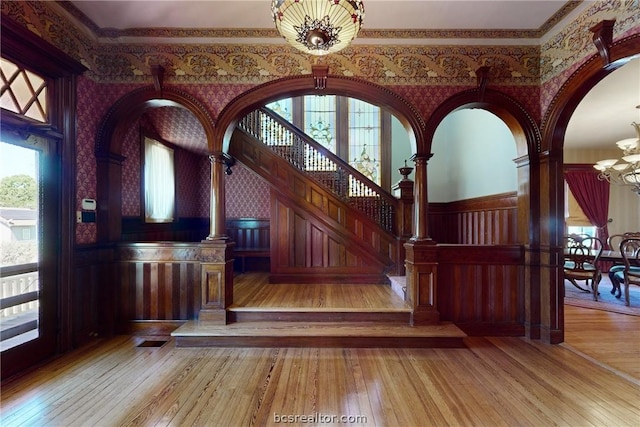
[1,313,638,425]
[232,273,408,310]
[564,304,640,380]
[2,277,638,426]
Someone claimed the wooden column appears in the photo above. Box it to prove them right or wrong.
[411,154,432,240]
[538,151,565,344]
[515,154,541,340]
[404,153,438,325]
[207,152,228,240]
[96,153,124,243]
[199,152,234,324]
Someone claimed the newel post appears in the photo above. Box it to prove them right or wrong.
[393,161,415,239]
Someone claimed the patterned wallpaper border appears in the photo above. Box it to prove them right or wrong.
[1,1,637,87]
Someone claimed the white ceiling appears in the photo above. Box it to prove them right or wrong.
[69,0,576,33]
[66,0,638,150]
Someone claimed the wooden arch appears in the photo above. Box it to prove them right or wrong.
[541,33,640,153]
[213,73,427,155]
[95,86,216,157]
[537,32,640,344]
[424,87,541,159]
[95,86,216,242]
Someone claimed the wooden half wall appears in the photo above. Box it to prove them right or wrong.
[429,192,518,244]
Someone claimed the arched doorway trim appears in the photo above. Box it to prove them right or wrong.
[213,74,427,155]
[96,86,216,157]
[424,87,540,158]
[538,32,639,343]
[542,33,640,153]
[95,86,216,242]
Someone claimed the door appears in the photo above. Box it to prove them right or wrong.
[0,133,59,376]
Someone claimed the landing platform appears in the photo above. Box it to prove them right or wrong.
[172,273,466,348]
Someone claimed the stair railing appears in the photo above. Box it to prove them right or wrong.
[238,107,399,234]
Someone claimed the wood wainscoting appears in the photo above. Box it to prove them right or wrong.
[116,243,202,335]
[429,192,518,244]
[436,244,525,336]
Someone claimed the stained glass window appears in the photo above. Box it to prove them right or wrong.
[348,99,381,186]
[304,95,337,153]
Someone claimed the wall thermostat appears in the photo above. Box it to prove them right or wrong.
[81,198,97,211]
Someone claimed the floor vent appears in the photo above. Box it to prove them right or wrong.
[137,340,168,348]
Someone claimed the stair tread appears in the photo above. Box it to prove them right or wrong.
[228,306,411,312]
[172,320,466,338]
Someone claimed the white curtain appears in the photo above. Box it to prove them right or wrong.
[144,137,175,222]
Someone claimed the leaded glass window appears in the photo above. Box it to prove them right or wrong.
[0,58,48,123]
[348,98,381,186]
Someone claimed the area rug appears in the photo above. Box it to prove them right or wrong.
[564,278,640,316]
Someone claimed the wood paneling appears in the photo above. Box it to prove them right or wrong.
[116,243,201,332]
[436,244,525,335]
[270,197,391,284]
[429,192,518,244]
[73,245,117,345]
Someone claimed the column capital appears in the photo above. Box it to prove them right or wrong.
[411,153,434,164]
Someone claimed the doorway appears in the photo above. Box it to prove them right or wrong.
[0,133,59,373]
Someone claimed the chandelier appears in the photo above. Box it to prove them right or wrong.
[272,0,365,56]
[594,120,640,195]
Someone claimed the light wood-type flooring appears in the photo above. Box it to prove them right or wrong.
[1,277,639,427]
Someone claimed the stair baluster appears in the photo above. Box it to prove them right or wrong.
[238,108,399,234]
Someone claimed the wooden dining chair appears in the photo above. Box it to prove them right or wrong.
[608,232,640,297]
[613,237,640,306]
[564,236,603,299]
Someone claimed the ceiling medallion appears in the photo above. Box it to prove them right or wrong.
[272,0,365,56]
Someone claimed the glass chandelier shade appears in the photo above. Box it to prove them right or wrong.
[272,0,365,56]
[594,121,640,195]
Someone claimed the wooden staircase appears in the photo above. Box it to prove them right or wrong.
[230,108,407,283]
[170,111,467,348]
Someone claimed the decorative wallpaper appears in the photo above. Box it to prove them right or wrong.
[145,107,208,154]
[75,76,140,244]
[225,164,270,219]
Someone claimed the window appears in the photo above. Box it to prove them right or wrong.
[267,96,389,188]
[143,136,175,223]
[348,98,381,185]
[0,58,48,123]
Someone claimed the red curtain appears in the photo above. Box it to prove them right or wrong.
[565,168,610,248]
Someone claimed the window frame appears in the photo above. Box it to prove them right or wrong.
[141,131,177,224]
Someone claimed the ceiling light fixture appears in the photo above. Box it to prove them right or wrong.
[594,117,640,195]
[272,0,365,56]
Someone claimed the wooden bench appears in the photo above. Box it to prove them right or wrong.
[226,218,270,272]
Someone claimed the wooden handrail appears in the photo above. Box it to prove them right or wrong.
[238,108,401,233]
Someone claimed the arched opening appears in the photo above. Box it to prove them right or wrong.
[422,88,538,336]
[95,87,216,243]
[540,33,640,343]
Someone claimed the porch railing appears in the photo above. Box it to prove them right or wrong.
[0,263,39,348]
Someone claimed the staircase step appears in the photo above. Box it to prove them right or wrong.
[228,306,411,323]
[171,320,467,348]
